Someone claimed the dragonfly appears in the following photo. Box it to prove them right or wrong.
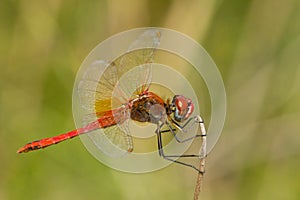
[17,30,207,173]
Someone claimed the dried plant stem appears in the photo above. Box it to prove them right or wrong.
[193,157,206,200]
[193,117,207,200]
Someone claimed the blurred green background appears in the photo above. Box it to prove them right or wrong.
[1,0,300,200]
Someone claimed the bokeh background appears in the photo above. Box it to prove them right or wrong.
[1,0,300,200]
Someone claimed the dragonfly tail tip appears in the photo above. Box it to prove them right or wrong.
[17,146,27,154]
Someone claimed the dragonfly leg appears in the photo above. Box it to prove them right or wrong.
[163,115,206,144]
[157,118,207,158]
[172,115,205,133]
[156,128,205,174]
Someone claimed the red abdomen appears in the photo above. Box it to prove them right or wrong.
[17,110,119,153]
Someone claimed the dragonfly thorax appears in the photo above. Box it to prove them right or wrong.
[130,92,165,124]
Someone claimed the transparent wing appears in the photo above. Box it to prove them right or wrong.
[82,109,132,158]
[77,60,131,156]
[114,30,161,100]
[77,60,118,113]
[86,127,127,157]
[77,29,161,157]
[90,125,132,157]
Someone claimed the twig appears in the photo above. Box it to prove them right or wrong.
[193,157,206,200]
[193,117,207,200]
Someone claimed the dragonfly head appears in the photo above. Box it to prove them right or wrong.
[171,95,194,122]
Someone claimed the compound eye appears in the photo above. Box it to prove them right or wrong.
[184,99,194,120]
[175,96,188,111]
[172,95,195,122]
